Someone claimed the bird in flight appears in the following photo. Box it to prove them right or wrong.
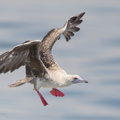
[0,12,88,106]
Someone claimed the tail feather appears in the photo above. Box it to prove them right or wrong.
[8,81,25,87]
[8,77,34,88]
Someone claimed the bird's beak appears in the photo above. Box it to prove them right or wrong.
[73,77,88,84]
[81,80,88,83]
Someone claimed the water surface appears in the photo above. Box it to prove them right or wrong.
[0,0,120,120]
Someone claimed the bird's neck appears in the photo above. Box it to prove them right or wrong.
[59,74,73,87]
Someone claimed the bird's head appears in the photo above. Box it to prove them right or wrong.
[65,74,88,86]
[72,75,88,84]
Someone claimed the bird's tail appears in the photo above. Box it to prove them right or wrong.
[8,77,34,87]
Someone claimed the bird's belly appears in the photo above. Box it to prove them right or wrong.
[35,78,65,90]
[41,80,62,88]
[33,79,53,90]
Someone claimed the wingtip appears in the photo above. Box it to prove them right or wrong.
[79,12,85,18]
[83,12,85,15]
[81,12,85,15]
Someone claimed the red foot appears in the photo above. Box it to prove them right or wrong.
[36,90,48,106]
[50,88,65,97]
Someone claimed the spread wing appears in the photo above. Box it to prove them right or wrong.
[39,12,85,68]
[0,40,48,76]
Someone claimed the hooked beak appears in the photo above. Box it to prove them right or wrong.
[73,77,88,84]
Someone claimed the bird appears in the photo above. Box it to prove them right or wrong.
[0,12,88,106]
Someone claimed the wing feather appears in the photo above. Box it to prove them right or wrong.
[63,12,85,41]
[0,40,41,73]
[39,12,85,68]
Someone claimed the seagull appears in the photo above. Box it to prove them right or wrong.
[0,12,88,106]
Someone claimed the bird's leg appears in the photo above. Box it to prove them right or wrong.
[36,90,48,106]
[50,88,65,97]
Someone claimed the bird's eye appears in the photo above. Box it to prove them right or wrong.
[74,77,78,80]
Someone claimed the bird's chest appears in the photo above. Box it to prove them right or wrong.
[47,69,67,87]
[34,69,67,89]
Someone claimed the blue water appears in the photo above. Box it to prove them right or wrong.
[0,0,120,120]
